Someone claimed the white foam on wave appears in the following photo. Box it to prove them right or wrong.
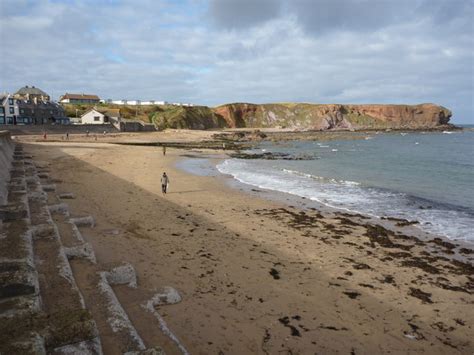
[217,159,474,242]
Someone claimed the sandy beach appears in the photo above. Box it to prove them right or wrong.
[17,133,474,354]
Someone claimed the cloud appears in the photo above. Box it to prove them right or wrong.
[0,0,472,123]
[208,0,282,29]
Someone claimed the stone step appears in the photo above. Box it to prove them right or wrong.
[70,259,147,354]
[22,173,102,353]
[0,260,37,299]
[0,331,46,355]
[0,293,40,318]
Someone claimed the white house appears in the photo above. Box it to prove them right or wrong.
[80,109,108,124]
[106,99,168,106]
[80,108,121,125]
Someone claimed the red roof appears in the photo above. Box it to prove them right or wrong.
[61,93,100,100]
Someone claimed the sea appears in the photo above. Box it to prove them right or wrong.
[214,127,474,243]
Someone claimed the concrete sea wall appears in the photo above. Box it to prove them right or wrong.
[0,131,14,205]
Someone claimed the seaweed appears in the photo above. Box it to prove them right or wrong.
[409,287,433,303]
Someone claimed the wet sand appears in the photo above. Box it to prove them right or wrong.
[20,137,473,354]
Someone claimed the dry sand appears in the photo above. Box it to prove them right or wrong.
[19,134,473,355]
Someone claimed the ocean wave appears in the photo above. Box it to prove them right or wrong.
[217,159,474,241]
[281,168,360,186]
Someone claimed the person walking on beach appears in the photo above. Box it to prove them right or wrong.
[161,172,169,194]
[66,132,69,140]
[163,145,166,156]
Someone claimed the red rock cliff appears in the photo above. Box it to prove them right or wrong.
[212,103,452,130]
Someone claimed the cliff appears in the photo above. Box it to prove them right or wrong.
[64,102,452,131]
[150,105,227,130]
[212,103,452,130]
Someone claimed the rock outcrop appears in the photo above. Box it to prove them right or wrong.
[212,103,452,130]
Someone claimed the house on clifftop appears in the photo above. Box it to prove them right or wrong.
[59,93,100,104]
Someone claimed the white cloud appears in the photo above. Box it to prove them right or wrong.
[0,0,472,122]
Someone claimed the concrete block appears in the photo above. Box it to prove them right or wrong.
[0,293,41,318]
[70,216,95,228]
[51,337,102,355]
[58,193,75,200]
[104,263,137,288]
[124,346,165,355]
[0,261,37,299]
[48,203,70,216]
[42,184,56,192]
[2,333,46,355]
[63,243,96,263]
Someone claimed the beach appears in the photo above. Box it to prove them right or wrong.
[18,133,474,354]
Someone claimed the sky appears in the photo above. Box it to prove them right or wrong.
[0,0,473,123]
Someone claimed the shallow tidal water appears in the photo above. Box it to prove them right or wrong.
[215,129,474,242]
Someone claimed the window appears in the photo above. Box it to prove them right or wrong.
[94,116,101,121]
[9,107,14,114]
[8,98,13,105]
[20,109,24,114]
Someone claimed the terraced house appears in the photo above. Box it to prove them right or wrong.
[0,94,20,124]
[0,86,68,125]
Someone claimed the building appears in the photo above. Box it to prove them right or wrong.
[0,94,20,124]
[17,100,67,125]
[80,108,120,124]
[14,86,50,102]
[59,93,100,104]
[106,99,168,106]
[1,86,67,125]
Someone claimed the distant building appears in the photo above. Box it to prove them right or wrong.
[141,100,167,105]
[59,93,100,104]
[80,108,120,124]
[107,99,167,106]
[0,94,20,124]
[17,100,67,125]
[0,86,67,125]
[14,85,50,102]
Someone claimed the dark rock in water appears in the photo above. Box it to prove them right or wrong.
[459,248,474,255]
[381,216,419,227]
[230,151,314,160]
